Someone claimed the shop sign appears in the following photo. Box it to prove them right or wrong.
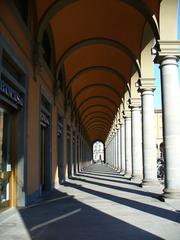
[0,79,23,107]
[40,112,50,126]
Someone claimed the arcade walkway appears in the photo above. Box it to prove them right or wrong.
[0,163,180,240]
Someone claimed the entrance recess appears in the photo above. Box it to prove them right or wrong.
[0,107,13,209]
[93,141,104,163]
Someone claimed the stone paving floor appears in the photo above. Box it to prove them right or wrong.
[0,163,180,240]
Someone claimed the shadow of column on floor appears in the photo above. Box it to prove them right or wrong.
[62,182,180,224]
[76,172,140,186]
[71,175,160,199]
[18,189,162,240]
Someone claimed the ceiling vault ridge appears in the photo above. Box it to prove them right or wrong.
[72,83,122,105]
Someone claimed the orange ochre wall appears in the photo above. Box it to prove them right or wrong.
[0,2,63,196]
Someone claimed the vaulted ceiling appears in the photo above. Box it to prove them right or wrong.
[35,0,160,142]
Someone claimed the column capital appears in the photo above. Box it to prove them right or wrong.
[115,123,120,130]
[119,118,124,125]
[137,78,156,93]
[153,40,180,63]
[123,110,131,118]
[128,98,141,109]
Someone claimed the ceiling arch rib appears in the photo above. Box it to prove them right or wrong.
[81,111,113,125]
[66,66,129,94]
[64,44,132,87]
[87,129,108,139]
[87,127,108,134]
[37,0,159,44]
[83,117,111,128]
[75,96,118,113]
[85,121,110,130]
[86,123,109,131]
[79,104,114,119]
[87,130,108,138]
[85,116,112,126]
[56,38,141,80]
[35,0,160,142]
[85,117,111,126]
[72,83,121,106]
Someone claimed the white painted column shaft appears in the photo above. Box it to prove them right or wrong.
[131,107,143,179]
[160,56,180,198]
[139,79,158,186]
[124,116,132,177]
[120,122,125,174]
[118,128,121,171]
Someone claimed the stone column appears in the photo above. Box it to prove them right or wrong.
[120,120,125,174]
[108,140,110,166]
[115,131,117,170]
[110,138,112,167]
[115,128,119,170]
[109,139,112,167]
[129,98,143,180]
[138,78,159,186]
[157,52,180,198]
[113,134,115,168]
[117,126,121,172]
[124,110,132,178]
[114,132,117,169]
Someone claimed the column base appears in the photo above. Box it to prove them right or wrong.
[119,170,125,176]
[140,179,160,187]
[131,175,143,182]
[124,172,132,179]
[161,188,180,200]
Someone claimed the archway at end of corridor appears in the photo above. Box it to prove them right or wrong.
[93,141,105,164]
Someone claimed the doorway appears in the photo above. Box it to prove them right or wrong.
[57,115,64,183]
[67,126,72,178]
[0,106,15,209]
[93,141,105,163]
[40,111,51,193]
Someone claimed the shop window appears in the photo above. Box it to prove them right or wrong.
[67,125,72,178]
[0,34,27,207]
[41,95,50,113]
[0,109,10,205]
[57,114,64,183]
[40,93,51,193]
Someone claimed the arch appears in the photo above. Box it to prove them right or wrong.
[86,123,108,131]
[88,128,108,137]
[72,83,121,105]
[83,118,111,130]
[37,0,159,44]
[76,96,117,113]
[92,140,105,145]
[88,127,108,134]
[56,38,141,80]
[66,66,130,94]
[84,117,111,128]
[85,119,109,128]
[42,25,55,71]
[81,111,113,124]
[85,120,110,130]
[79,104,114,119]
